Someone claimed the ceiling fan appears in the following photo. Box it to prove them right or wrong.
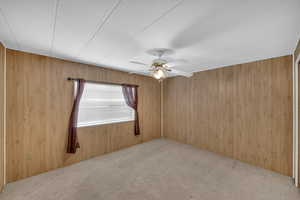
[130,48,193,81]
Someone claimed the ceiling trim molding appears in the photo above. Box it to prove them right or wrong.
[77,0,123,57]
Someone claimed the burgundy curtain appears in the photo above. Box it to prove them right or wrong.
[122,85,140,136]
[67,79,85,153]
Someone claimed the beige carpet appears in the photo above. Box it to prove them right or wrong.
[1,139,299,200]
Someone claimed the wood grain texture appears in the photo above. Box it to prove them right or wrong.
[6,49,161,182]
[295,39,300,186]
[0,43,5,190]
[163,55,293,176]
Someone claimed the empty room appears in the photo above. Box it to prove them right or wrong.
[0,0,300,199]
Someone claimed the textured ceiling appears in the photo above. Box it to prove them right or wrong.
[0,0,299,75]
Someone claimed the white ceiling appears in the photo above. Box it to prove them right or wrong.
[0,0,299,75]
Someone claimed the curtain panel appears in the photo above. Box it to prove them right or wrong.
[67,79,85,153]
[122,85,140,136]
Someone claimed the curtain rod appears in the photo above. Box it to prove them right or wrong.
[67,77,139,87]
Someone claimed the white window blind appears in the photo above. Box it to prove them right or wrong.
[75,82,134,127]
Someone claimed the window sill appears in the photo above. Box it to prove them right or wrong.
[77,119,134,128]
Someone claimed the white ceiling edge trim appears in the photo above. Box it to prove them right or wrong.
[293,37,300,52]
[4,47,294,80]
[6,47,153,78]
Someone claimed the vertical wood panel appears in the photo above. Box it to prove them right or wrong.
[163,56,293,176]
[0,43,5,190]
[6,49,161,182]
[298,57,300,187]
[294,39,300,185]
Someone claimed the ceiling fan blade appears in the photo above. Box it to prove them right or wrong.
[129,71,150,77]
[130,61,148,66]
[170,69,193,77]
[129,68,151,74]
[166,62,187,68]
[163,57,187,63]
[162,58,188,68]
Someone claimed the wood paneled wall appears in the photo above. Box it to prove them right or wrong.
[0,43,5,190]
[163,55,293,176]
[6,49,161,182]
[5,49,294,182]
[296,39,300,186]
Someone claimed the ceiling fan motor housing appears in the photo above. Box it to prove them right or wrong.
[153,58,168,65]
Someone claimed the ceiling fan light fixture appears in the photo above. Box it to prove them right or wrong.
[130,48,193,80]
[152,68,166,80]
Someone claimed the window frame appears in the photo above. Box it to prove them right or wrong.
[74,82,135,128]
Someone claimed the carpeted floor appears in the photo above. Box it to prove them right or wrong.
[1,139,299,200]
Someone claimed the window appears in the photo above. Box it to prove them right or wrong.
[75,82,134,127]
